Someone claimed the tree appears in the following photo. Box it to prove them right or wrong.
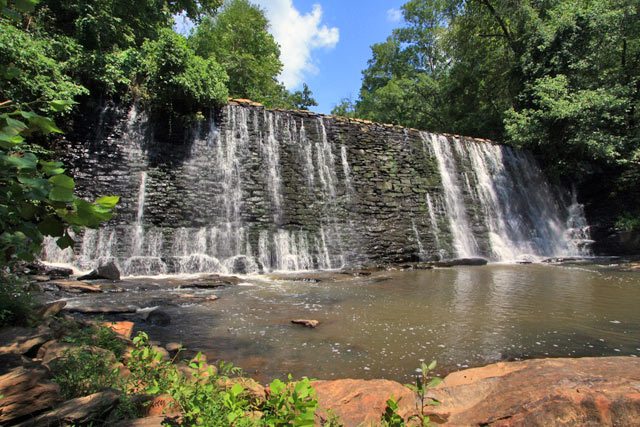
[189,0,284,106]
[286,83,318,110]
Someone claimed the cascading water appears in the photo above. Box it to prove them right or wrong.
[43,102,590,275]
[425,133,479,258]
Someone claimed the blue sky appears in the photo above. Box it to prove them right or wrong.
[253,0,408,114]
[176,1,409,114]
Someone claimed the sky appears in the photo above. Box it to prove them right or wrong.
[252,0,407,114]
[176,1,408,115]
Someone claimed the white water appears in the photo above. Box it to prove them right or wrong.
[42,105,590,275]
[426,133,479,257]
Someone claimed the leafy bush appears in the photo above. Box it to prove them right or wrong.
[0,274,35,327]
[52,348,120,399]
[615,211,640,232]
[62,321,126,359]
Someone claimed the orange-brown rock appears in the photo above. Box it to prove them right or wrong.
[118,415,182,426]
[291,319,319,328]
[143,394,180,417]
[426,356,640,426]
[0,365,61,424]
[311,378,417,426]
[100,320,135,339]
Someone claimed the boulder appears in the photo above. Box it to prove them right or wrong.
[78,260,121,281]
[311,379,417,426]
[99,321,135,340]
[146,309,171,326]
[142,394,180,417]
[0,326,54,357]
[50,280,102,293]
[18,388,121,426]
[426,356,640,426]
[45,266,73,279]
[35,300,67,319]
[0,365,61,424]
[291,319,319,328]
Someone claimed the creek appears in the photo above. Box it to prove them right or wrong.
[57,263,640,383]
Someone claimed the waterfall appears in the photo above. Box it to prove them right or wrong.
[42,102,591,275]
[425,133,479,258]
[340,144,354,196]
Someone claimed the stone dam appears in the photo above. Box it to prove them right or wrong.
[44,100,591,275]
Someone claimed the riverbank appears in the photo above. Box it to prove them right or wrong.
[1,306,639,426]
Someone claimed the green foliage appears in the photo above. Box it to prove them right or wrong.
[381,395,405,427]
[348,0,640,219]
[190,0,283,105]
[119,332,321,426]
[52,348,120,399]
[286,83,318,111]
[404,360,441,426]
[139,27,228,121]
[0,274,36,327]
[62,321,126,359]
[262,374,318,426]
[0,100,119,264]
[615,211,640,232]
[331,97,357,118]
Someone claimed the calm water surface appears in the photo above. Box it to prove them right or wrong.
[64,263,640,382]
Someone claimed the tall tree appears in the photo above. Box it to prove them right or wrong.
[189,0,284,105]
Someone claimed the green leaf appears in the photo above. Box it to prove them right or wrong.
[38,216,65,237]
[40,160,65,176]
[5,154,37,170]
[18,176,49,198]
[95,195,119,209]
[427,377,442,388]
[56,233,74,249]
[49,100,78,112]
[49,186,74,202]
[231,383,243,396]
[427,360,437,371]
[28,116,63,134]
[49,174,75,189]
[14,0,38,13]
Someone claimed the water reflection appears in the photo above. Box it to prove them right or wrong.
[60,264,640,382]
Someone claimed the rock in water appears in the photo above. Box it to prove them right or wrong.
[432,257,488,267]
[146,309,171,326]
[291,319,319,328]
[78,260,121,281]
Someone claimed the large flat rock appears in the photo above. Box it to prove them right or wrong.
[311,357,640,426]
[427,356,640,426]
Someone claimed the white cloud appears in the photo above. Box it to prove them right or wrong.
[253,0,339,89]
[387,8,403,23]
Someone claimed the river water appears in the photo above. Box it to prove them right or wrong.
[59,263,640,383]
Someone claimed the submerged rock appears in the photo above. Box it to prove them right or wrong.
[78,260,121,281]
[431,257,488,267]
[145,309,171,326]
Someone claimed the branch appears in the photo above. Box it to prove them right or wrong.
[477,0,516,53]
